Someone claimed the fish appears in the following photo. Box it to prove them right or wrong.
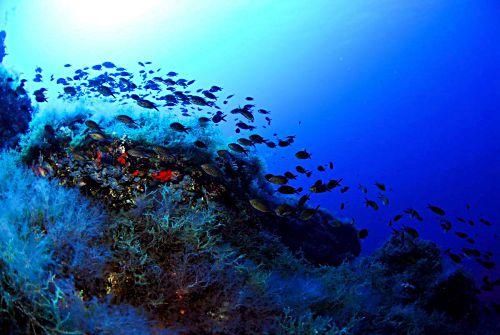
[249,199,270,213]
[275,204,294,217]
[374,182,386,191]
[393,214,404,222]
[340,186,350,193]
[277,185,302,195]
[326,178,343,190]
[403,226,419,239]
[299,206,319,220]
[228,143,248,155]
[446,250,463,264]
[98,85,116,98]
[295,150,311,159]
[284,172,297,180]
[136,98,158,110]
[115,114,136,126]
[201,164,221,177]
[127,148,150,159]
[249,134,265,144]
[102,61,116,68]
[85,120,101,131]
[479,218,492,226]
[462,248,481,258]
[237,138,255,147]
[428,204,446,216]
[88,131,107,141]
[317,165,325,172]
[440,220,452,232]
[170,122,190,133]
[297,194,310,207]
[404,208,423,221]
[194,140,208,149]
[329,162,334,170]
[266,175,288,185]
[455,232,468,239]
[476,259,495,269]
[365,199,379,211]
[358,229,369,239]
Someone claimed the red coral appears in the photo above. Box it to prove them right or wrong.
[117,152,128,165]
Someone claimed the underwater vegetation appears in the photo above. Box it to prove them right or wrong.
[0,30,499,334]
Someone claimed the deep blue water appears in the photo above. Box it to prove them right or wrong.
[1,0,499,291]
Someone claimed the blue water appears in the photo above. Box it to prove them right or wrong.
[1,0,499,287]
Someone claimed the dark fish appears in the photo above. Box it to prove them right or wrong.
[358,229,369,239]
[446,250,462,264]
[237,138,255,147]
[277,185,302,195]
[64,63,71,67]
[266,174,288,185]
[275,204,295,217]
[92,64,102,70]
[327,178,343,190]
[329,162,334,170]
[116,114,136,126]
[479,218,492,226]
[462,248,481,258]
[194,140,208,149]
[403,226,419,239]
[236,121,256,131]
[249,134,265,144]
[127,147,150,158]
[299,206,319,220]
[228,143,248,155]
[249,199,270,213]
[428,204,446,216]
[102,61,116,68]
[375,182,386,191]
[340,186,350,193]
[455,232,468,239]
[265,141,277,148]
[170,122,189,133]
[137,98,158,110]
[317,165,325,172]
[167,71,178,77]
[295,150,311,159]
[365,199,379,211]
[393,214,404,222]
[476,259,495,269]
[85,120,101,130]
[284,171,297,180]
[198,117,211,125]
[297,194,310,207]
[98,85,116,98]
[405,208,423,221]
[245,96,254,101]
[440,220,452,232]
[340,202,345,210]
[201,164,221,177]
[212,111,226,123]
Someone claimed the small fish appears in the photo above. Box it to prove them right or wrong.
[295,150,311,159]
[358,229,369,239]
[329,162,334,170]
[393,214,404,222]
[462,248,481,258]
[403,226,419,239]
[228,143,248,155]
[340,202,345,210]
[194,140,208,149]
[237,138,255,147]
[476,259,495,269]
[102,61,116,68]
[455,232,468,239]
[85,120,101,130]
[266,175,288,185]
[88,132,106,141]
[317,165,325,172]
[299,206,319,221]
[277,185,302,195]
[116,114,136,126]
[374,182,386,191]
[98,85,116,98]
[440,220,452,232]
[446,250,463,264]
[249,199,270,213]
[297,194,310,207]
[275,204,295,217]
[405,208,423,221]
[365,199,379,211]
[127,148,150,159]
[249,134,265,144]
[170,122,189,133]
[428,204,446,216]
[201,164,221,177]
[340,186,350,193]
[479,218,492,226]
[284,171,297,180]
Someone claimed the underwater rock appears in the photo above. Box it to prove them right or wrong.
[0,74,33,148]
